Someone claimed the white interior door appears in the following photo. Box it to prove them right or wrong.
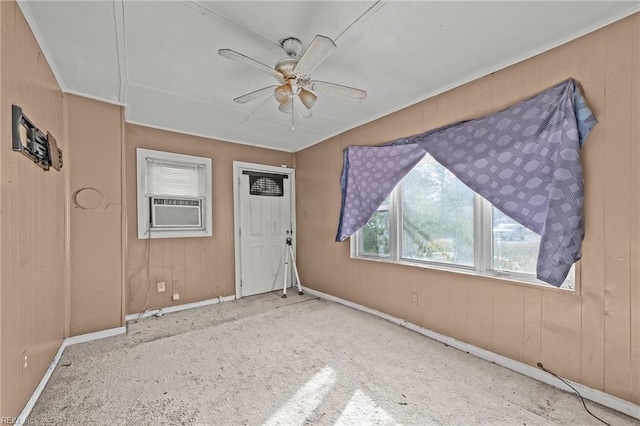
[238,169,292,297]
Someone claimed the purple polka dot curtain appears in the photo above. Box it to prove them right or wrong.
[336,79,597,287]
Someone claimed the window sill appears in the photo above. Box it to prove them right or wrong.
[350,254,577,293]
[139,228,212,239]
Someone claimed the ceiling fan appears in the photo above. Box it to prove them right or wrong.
[218,35,367,122]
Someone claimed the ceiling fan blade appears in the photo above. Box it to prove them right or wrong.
[294,95,312,119]
[218,49,283,80]
[233,85,278,104]
[308,81,367,102]
[293,35,336,76]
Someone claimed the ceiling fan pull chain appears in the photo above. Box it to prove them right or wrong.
[291,95,295,130]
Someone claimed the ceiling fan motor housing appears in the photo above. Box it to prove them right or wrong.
[275,58,299,79]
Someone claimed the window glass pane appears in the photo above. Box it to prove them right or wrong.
[492,208,574,289]
[561,266,575,289]
[401,155,474,266]
[360,210,390,256]
[378,194,391,210]
[492,208,539,273]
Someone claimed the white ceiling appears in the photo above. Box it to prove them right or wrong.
[20,1,640,152]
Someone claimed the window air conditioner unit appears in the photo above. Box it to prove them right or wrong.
[150,197,203,230]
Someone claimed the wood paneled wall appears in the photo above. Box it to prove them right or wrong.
[125,124,293,315]
[295,14,640,404]
[0,1,65,417]
[66,95,124,336]
[1,0,637,418]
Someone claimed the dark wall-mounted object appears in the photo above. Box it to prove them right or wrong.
[12,105,62,171]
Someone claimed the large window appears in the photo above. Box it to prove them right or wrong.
[353,154,574,290]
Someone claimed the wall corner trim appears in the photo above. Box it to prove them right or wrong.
[16,294,237,424]
[15,0,67,92]
[14,326,126,425]
[13,343,64,426]
[303,288,640,421]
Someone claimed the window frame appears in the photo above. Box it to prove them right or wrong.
[351,159,575,291]
[356,197,394,259]
[136,148,213,239]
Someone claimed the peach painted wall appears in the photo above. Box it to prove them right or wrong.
[0,1,65,418]
[66,95,124,336]
[125,124,293,315]
[295,14,640,404]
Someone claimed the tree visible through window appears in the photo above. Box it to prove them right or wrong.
[360,197,390,257]
[402,155,474,266]
[354,154,574,289]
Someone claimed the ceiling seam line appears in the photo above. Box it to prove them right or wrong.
[226,96,275,139]
[127,82,270,115]
[334,1,386,43]
[185,1,280,49]
[126,120,295,153]
[113,0,128,105]
[127,82,323,134]
[242,96,326,133]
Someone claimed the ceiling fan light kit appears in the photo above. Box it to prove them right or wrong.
[298,88,317,109]
[274,84,293,104]
[219,34,367,122]
[278,99,293,114]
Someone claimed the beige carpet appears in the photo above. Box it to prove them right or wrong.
[28,292,635,425]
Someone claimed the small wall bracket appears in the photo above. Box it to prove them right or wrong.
[12,105,62,171]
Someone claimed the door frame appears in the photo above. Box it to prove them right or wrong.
[232,161,296,299]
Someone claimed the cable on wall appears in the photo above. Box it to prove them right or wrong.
[201,236,221,301]
[134,217,162,323]
[536,363,611,426]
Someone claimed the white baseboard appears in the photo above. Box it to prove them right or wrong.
[125,295,236,322]
[14,342,65,426]
[18,290,637,422]
[14,294,235,425]
[14,325,127,425]
[65,326,127,346]
[16,294,235,424]
[304,288,640,421]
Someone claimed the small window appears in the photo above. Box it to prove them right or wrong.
[137,148,212,239]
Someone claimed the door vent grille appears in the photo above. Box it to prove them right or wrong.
[249,175,283,197]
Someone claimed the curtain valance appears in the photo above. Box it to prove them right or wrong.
[336,79,597,287]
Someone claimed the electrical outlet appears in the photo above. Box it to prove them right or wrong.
[172,292,180,301]
[172,280,179,289]
[157,281,166,293]
[410,292,418,305]
[22,350,28,371]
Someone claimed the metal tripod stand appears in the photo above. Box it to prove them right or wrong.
[282,237,303,298]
